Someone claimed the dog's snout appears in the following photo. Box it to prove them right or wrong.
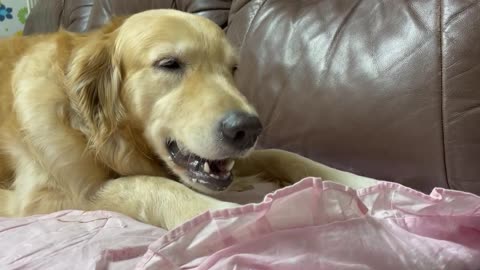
[220,111,262,150]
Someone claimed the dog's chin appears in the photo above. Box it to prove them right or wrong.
[161,140,241,194]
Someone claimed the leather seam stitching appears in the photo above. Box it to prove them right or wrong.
[59,0,65,29]
[439,0,450,189]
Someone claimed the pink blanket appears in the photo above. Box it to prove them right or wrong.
[1,178,479,270]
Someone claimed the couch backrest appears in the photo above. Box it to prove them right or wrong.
[226,0,480,195]
[24,0,232,34]
[24,0,480,195]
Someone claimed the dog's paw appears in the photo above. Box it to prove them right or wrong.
[228,181,255,192]
[228,175,266,192]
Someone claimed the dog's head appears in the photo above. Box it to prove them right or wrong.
[67,9,262,194]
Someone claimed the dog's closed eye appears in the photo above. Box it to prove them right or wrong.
[153,58,183,71]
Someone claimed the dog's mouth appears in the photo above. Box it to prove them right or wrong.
[166,140,235,191]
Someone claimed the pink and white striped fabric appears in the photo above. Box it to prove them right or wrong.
[1,178,480,270]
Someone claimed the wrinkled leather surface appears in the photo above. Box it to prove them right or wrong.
[228,0,448,193]
[24,0,232,33]
[23,0,67,34]
[443,0,480,193]
[23,0,480,195]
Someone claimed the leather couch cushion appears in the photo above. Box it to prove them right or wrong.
[23,0,70,34]
[86,0,232,31]
[227,0,451,193]
[443,0,480,193]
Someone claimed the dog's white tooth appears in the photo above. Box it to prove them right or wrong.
[225,160,235,171]
[203,162,210,173]
[192,178,197,183]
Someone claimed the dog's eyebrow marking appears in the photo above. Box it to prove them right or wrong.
[148,43,185,62]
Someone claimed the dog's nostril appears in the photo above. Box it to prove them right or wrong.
[234,131,246,141]
[220,111,262,150]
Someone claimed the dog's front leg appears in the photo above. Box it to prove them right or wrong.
[233,149,378,189]
[90,176,238,230]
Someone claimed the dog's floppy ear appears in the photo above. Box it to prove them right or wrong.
[67,35,125,140]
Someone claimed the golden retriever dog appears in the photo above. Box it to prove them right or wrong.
[0,9,377,230]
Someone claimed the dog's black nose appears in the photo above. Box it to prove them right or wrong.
[220,111,263,150]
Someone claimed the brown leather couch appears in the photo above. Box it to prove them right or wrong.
[24,0,480,195]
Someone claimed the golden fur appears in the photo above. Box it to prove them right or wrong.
[0,10,377,230]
